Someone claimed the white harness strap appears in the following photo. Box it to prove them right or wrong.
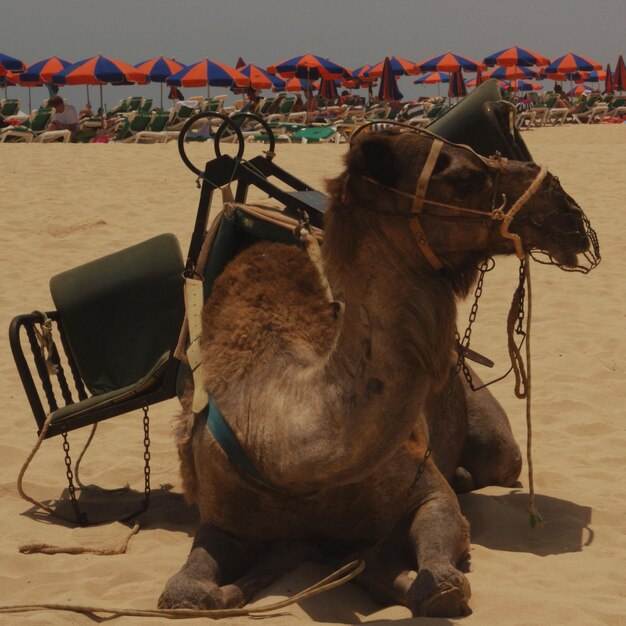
[185,277,210,413]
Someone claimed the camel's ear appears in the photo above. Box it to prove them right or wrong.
[348,134,401,187]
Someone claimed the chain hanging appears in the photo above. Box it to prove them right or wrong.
[453,258,494,387]
[61,431,88,526]
[142,405,152,509]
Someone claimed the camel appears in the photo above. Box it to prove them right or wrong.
[158,128,594,616]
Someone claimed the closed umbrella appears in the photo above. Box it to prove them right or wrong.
[166,57,247,100]
[134,56,186,108]
[613,55,626,93]
[605,64,614,95]
[377,57,403,102]
[448,70,467,99]
[318,78,339,101]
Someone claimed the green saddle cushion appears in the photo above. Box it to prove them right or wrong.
[50,233,184,396]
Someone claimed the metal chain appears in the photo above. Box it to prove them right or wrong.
[516,258,527,334]
[61,432,87,526]
[454,258,494,385]
[142,406,151,508]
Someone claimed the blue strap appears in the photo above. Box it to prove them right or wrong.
[204,397,269,484]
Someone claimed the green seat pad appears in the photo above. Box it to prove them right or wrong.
[50,352,170,425]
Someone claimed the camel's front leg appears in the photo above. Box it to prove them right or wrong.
[406,462,472,617]
[158,522,259,609]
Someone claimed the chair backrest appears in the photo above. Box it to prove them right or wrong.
[147,110,172,132]
[30,107,53,132]
[543,93,559,109]
[257,97,275,115]
[139,98,153,112]
[50,233,184,396]
[127,96,143,111]
[278,97,296,114]
[128,111,152,132]
[1,98,20,116]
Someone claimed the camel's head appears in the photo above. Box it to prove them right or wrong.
[327,128,599,276]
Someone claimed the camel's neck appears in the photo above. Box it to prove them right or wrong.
[313,241,457,480]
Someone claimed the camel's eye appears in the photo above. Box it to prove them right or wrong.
[450,169,488,193]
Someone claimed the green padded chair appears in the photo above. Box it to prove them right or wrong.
[10,233,185,438]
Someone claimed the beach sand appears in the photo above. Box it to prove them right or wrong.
[1,126,625,624]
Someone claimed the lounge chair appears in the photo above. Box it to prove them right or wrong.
[0,98,20,117]
[572,103,610,124]
[127,110,177,143]
[288,125,338,143]
[10,234,185,523]
[0,107,71,143]
[164,100,201,131]
[111,111,153,142]
[265,96,298,123]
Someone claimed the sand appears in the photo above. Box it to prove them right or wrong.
[1,126,625,625]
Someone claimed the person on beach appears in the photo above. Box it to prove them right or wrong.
[79,102,93,119]
[554,84,571,109]
[47,95,78,139]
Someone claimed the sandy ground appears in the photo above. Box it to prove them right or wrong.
[0,125,625,625]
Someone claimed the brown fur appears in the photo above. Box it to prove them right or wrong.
[160,129,591,617]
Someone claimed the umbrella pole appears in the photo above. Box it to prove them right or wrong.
[28,87,32,112]
[160,83,163,110]
[100,84,104,113]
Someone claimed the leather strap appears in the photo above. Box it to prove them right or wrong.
[185,277,210,413]
[410,139,444,269]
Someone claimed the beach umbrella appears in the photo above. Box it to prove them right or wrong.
[368,55,419,77]
[604,64,614,94]
[318,77,339,100]
[483,46,549,68]
[613,55,626,93]
[567,84,593,97]
[574,70,606,84]
[9,70,44,111]
[52,54,149,111]
[281,77,319,93]
[135,56,186,108]
[413,71,451,84]
[466,76,506,88]
[267,53,347,80]
[414,71,450,97]
[484,65,539,80]
[352,64,375,83]
[507,79,543,92]
[0,52,25,72]
[448,70,467,99]
[377,57,403,102]
[238,63,284,91]
[416,51,485,73]
[21,56,73,83]
[19,56,73,110]
[166,57,247,99]
[544,52,602,74]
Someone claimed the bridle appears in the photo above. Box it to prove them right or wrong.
[347,122,549,269]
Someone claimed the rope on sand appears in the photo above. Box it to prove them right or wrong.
[0,559,365,619]
[18,523,140,555]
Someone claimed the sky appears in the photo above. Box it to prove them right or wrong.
[2,0,625,111]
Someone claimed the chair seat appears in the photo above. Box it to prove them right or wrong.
[50,352,170,427]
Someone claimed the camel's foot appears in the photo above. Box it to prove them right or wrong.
[158,572,244,610]
[408,563,471,617]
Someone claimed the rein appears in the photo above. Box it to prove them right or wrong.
[359,136,549,269]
